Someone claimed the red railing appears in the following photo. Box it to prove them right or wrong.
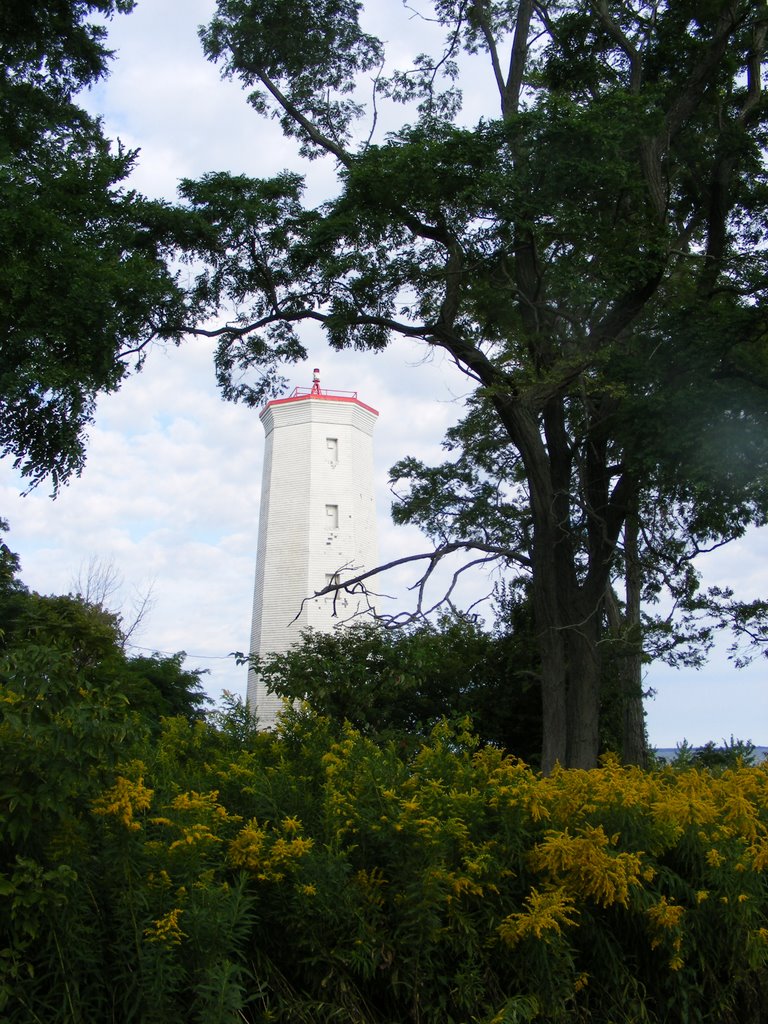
[288,386,359,399]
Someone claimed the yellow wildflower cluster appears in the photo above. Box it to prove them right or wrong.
[144,907,186,946]
[646,895,685,968]
[269,834,314,865]
[650,764,768,848]
[321,732,384,834]
[228,819,266,871]
[141,788,241,864]
[529,824,644,908]
[748,838,768,871]
[706,847,725,868]
[498,886,579,947]
[647,894,685,936]
[228,816,314,882]
[168,822,223,852]
[92,773,153,831]
[171,789,229,818]
[75,717,768,1023]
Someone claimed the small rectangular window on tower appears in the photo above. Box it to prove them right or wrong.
[326,437,338,465]
[325,504,339,529]
[324,572,346,606]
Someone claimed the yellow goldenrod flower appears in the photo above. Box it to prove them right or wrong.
[706,848,725,868]
[92,776,153,831]
[171,790,225,815]
[229,820,267,870]
[750,840,768,871]
[529,825,643,908]
[144,907,185,946]
[168,823,222,852]
[497,886,579,947]
[647,895,684,931]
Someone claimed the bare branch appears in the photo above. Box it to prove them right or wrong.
[187,308,429,342]
[118,332,159,363]
[470,0,508,107]
[291,539,532,628]
[408,552,499,625]
[362,60,386,151]
[72,555,122,607]
[72,556,156,648]
[470,0,533,117]
[120,580,157,649]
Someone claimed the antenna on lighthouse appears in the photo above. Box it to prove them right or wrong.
[311,367,321,395]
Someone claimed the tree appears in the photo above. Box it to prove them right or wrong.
[0,523,210,726]
[254,614,543,763]
[119,653,210,725]
[177,1,768,769]
[0,0,199,492]
[385,390,751,767]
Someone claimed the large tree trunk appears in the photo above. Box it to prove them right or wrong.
[603,507,647,766]
[534,575,606,772]
[496,395,575,773]
[565,599,604,769]
[532,569,568,774]
[605,584,647,766]
[620,511,647,766]
[622,671,647,767]
[517,396,615,773]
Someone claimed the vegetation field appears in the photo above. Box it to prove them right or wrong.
[3,676,767,1023]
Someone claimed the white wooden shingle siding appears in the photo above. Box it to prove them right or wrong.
[247,391,379,727]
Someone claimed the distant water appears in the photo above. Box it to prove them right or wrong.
[654,745,767,764]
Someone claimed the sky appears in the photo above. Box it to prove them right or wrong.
[0,0,765,749]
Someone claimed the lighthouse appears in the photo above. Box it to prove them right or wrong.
[247,369,379,727]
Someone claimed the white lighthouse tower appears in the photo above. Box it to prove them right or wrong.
[247,369,379,727]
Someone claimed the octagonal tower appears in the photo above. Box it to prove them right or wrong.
[247,369,379,727]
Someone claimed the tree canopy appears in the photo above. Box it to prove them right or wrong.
[0,0,195,491]
[3,1,767,768]
[175,0,768,769]
[253,614,543,762]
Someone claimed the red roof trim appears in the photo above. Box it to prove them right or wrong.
[263,393,379,416]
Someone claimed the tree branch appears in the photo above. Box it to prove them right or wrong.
[664,2,745,144]
[470,0,508,110]
[591,0,643,92]
[255,69,352,167]
[291,539,533,626]
[506,0,534,116]
[187,308,429,342]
